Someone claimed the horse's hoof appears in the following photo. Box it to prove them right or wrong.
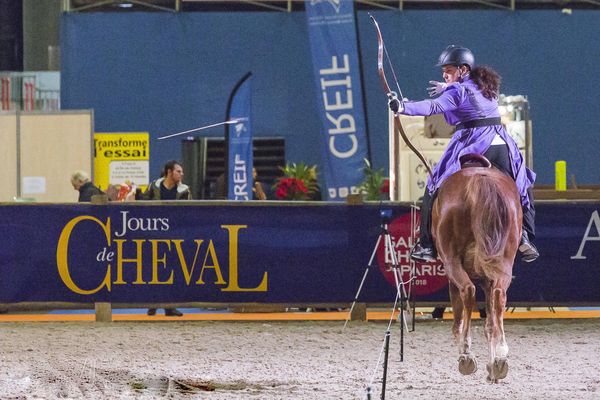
[486,358,508,382]
[458,354,477,375]
[486,363,495,383]
[493,357,509,380]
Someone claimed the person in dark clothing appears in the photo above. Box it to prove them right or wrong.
[142,160,191,202]
[142,160,191,317]
[70,171,103,202]
[252,168,268,200]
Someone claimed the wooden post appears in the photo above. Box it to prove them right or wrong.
[229,304,286,313]
[95,302,112,322]
[346,194,363,205]
[350,302,367,321]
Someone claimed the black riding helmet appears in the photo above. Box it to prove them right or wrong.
[436,45,475,70]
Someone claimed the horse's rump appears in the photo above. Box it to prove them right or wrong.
[466,172,511,260]
[434,167,522,279]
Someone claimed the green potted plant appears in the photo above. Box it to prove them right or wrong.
[358,158,389,201]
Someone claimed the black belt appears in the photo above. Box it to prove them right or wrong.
[455,117,501,131]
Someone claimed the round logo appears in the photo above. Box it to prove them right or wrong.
[376,212,448,296]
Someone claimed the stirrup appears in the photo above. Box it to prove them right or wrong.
[519,232,539,263]
[410,243,437,262]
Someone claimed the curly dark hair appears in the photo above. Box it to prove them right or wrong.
[470,66,501,100]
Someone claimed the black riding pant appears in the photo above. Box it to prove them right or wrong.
[419,143,536,248]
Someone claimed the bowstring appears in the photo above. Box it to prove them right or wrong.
[382,41,433,177]
[382,43,404,100]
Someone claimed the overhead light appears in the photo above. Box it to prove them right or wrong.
[117,2,133,7]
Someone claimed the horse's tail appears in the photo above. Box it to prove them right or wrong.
[465,174,511,276]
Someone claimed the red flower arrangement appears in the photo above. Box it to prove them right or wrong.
[273,162,318,201]
[380,179,390,195]
[275,177,309,200]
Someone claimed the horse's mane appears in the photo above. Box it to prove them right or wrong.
[464,172,512,277]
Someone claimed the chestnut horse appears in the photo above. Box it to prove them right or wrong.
[431,154,522,383]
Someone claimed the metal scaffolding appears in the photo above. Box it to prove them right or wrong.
[62,0,600,13]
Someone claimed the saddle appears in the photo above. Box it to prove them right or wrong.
[459,154,492,169]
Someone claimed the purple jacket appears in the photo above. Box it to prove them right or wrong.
[402,77,535,208]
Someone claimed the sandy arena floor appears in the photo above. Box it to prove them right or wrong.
[0,318,599,399]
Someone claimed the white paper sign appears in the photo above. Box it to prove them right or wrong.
[22,176,46,194]
[109,160,149,185]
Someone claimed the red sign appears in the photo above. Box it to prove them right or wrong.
[376,212,448,296]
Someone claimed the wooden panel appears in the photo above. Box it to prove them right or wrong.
[19,112,92,202]
[533,189,600,200]
[399,150,444,202]
[0,113,18,201]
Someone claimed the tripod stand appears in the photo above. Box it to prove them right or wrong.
[343,209,417,400]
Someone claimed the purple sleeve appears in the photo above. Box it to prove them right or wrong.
[402,87,462,117]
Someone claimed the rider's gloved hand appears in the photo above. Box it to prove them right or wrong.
[388,93,403,114]
[427,81,447,97]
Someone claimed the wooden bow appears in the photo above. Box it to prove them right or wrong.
[370,15,433,180]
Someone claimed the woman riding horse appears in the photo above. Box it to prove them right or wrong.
[388,45,539,263]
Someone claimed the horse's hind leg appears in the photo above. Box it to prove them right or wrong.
[449,282,463,341]
[485,277,510,383]
[448,269,477,375]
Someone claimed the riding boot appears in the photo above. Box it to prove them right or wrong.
[520,188,539,262]
[519,231,539,262]
[411,190,437,262]
[522,187,536,239]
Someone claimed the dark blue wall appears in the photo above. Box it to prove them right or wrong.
[61,10,600,185]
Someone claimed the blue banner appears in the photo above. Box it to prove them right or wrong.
[1,202,600,304]
[227,73,253,200]
[305,0,369,201]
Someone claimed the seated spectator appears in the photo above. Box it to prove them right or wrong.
[253,168,268,200]
[70,171,103,202]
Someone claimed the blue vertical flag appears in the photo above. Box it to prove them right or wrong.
[305,0,369,201]
[226,72,253,200]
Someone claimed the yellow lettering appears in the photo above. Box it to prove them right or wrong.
[173,239,203,285]
[196,240,226,285]
[56,216,111,295]
[113,239,146,285]
[221,225,267,292]
[149,239,173,284]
